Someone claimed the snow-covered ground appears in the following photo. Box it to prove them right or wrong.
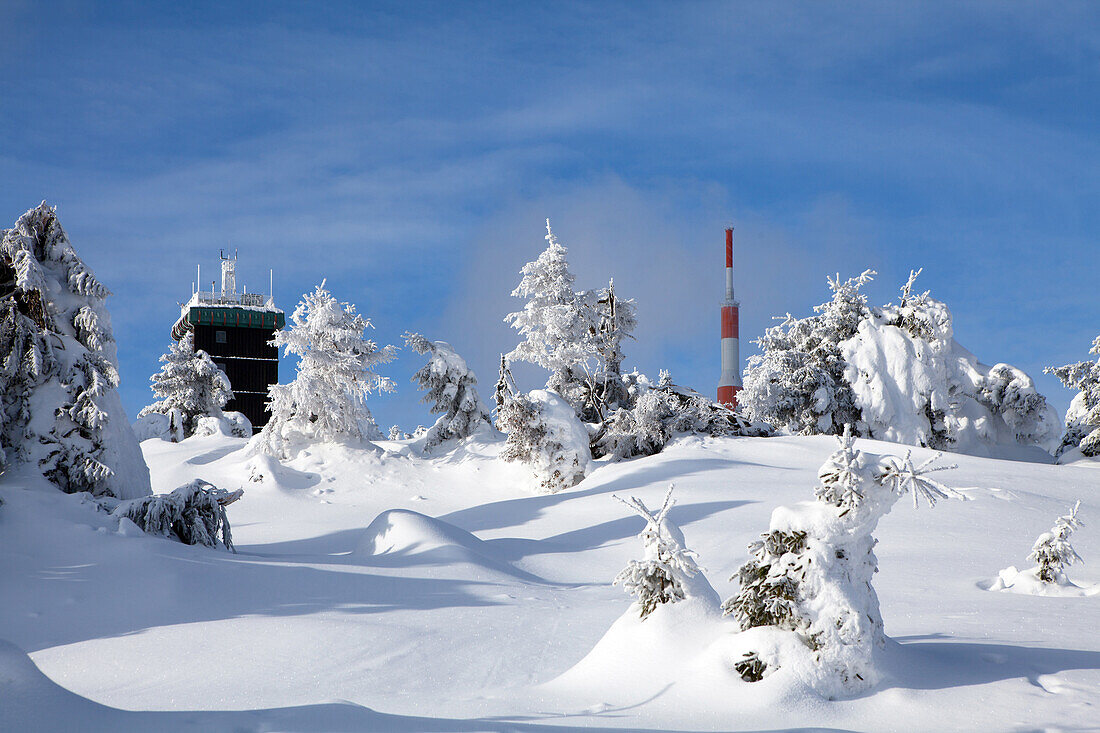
[2,431,1099,732]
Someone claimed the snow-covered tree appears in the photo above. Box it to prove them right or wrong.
[1028,501,1083,584]
[388,425,408,440]
[613,485,701,619]
[505,220,598,413]
[110,479,242,550]
[404,332,491,451]
[722,426,959,696]
[742,270,873,436]
[575,279,638,418]
[593,375,769,460]
[492,353,516,414]
[976,364,1056,447]
[595,391,674,461]
[137,333,232,441]
[743,269,1057,456]
[0,203,150,498]
[254,281,396,458]
[1046,337,1100,458]
[849,272,1057,453]
[498,389,591,493]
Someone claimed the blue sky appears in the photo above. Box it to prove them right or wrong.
[2,1,1098,429]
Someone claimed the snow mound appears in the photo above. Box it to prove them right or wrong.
[982,566,1100,597]
[133,412,251,443]
[193,412,252,439]
[132,412,172,442]
[0,637,401,731]
[0,637,111,730]
[546,595,726,695]
[356,509,533,579]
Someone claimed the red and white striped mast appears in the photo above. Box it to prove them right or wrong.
[717,226,742,407]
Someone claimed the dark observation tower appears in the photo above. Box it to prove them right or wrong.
[171,252,284,431]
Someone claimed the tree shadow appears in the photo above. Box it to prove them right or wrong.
[238,499,751,585]
[10,536,514,652]
[441,456,779,534]
[25,699,860,733]
[235,527,367,556]
[185,443,246,465]
[883,637,1100,691]
[486,499,756,564]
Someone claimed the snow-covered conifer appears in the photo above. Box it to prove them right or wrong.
[111,479,242,550]
[742,271,873,436]
[595,391,673,461]
[1028,501,1083,584]
[388,425,408,441]
[254,281,396,458]
[0,203,149,498]
[593,375,769,460]
[498,389,590,493]
[492,353,515,415]
[1046,337,1100,458]
[505,220,598,412]
[743,268,1057,456]
[613,485,701,619]
[587,279,637,414]
[404,332,491,451]
[851,271,1056,452]
[722,426,959,695]
[137,333,233,441]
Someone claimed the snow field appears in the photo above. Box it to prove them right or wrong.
[1,432,1098,731]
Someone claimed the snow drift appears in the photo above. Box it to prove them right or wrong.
[356,508,531,579]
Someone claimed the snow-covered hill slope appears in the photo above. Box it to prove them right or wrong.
[1,432,1098,732]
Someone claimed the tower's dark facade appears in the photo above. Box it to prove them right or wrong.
[171,255,284,432]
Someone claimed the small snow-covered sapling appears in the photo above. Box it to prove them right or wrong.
[613,485,701,619]
[1028,501,1084,584]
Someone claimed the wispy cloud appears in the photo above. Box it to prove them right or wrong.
[1,1,1097,425]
